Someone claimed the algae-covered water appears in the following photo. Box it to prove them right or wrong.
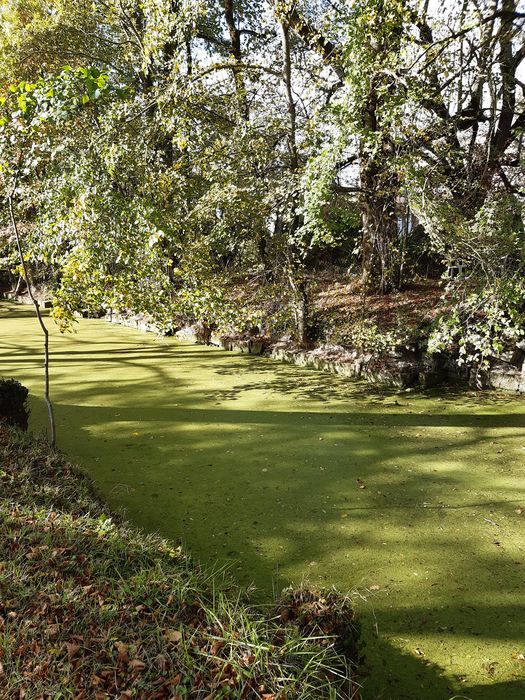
[2,302,525,699]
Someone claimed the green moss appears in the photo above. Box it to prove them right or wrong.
[2,302,525,699]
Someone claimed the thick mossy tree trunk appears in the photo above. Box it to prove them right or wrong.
[360,153,400,295]
[359,72,402,295]
[281,2,404,296]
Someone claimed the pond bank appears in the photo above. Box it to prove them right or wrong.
[179,321,525,394]
[0,424,358,698]
[105,311,525,394]
[3,294,525,392]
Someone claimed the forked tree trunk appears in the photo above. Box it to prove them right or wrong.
[223,0,249,120]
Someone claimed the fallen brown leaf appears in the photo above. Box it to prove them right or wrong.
[129,658,146,673]
[65,642,81,660]
[242,652,256,666]
[210,639,225,655]
[164,629,182,643]
[115,641,129,665]
[154,653,167,671]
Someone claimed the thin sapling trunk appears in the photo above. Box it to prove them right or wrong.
[7,192,56,447]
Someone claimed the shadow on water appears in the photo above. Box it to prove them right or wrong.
[2,309,525,700]
[211,354,522,407]
[0,303,42,319]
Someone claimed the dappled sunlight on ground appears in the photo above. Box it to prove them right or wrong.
[1,302,525,699]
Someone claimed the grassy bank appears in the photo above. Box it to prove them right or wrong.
[0,425,358,698]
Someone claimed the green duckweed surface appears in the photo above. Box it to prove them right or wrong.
[2,302,525,699]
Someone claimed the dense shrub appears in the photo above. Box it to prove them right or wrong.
[0,378,29,430]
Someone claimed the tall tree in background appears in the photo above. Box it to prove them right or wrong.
[281,0,408,293]
[411,0,525,218]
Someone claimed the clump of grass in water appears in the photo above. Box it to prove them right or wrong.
[0,425,360,698]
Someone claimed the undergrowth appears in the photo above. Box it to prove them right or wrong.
[0,426,359,699]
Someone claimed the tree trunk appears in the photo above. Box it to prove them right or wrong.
[8,194,56,447]
[280,19,299,172]
[14,274,25,295]
[281,3,404,294]
[223,0,249,120]
[279,18,309,343]
[360,152,400,294]
[359,74,401,295]
[287,269,308,347]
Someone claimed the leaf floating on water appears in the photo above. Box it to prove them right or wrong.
[483,660,498,676]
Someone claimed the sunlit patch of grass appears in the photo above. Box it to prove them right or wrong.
[0,426,359,698]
